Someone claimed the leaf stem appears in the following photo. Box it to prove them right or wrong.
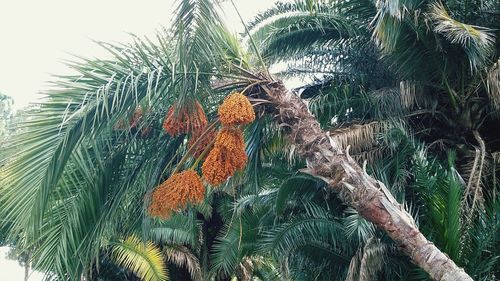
[229,0,271,78]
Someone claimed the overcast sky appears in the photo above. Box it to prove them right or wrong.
[0,1,281,279]
[0,0,280,110]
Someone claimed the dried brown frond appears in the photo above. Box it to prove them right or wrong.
[486,59,500,111]
[114,106,144,131]
[328,121,392,154]
[358,238,387,281]
[399,81,420,109]
[140,127,152,139]
[493,152,500,164]
[113,119,129,130]
[164,245,203,281]
[345,247,361,281]
[461,131,486,222]
[352,147,388,165]
[236,257,254,281]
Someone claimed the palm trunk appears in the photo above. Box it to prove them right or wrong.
[258,82,473,281]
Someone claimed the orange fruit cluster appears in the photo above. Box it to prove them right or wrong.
[114,106,152,138]
[201,146,236,186]
[218,93,255,126]
[214,128,247,170]
[129,106,144,129]
[202,128,248,186]
[148,170,205,219]
[163,101,207,137]
[188,126,217,159]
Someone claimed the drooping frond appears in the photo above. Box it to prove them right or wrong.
[249,1,357,62]
[259,203,345,256]
[343,208,376,244]
[149,213,202,249]
[461,131,487,217]
[493,152,500,164]
[1,34,173,234]
[399,80,423,110]
[428,1,495,71]
[358,238,387,281]
[327,121,393,153]
[345,246,362,281]
[371,0,424,52]
[164,244,203,281]
[111,235,168,281]
[486,58,500,111]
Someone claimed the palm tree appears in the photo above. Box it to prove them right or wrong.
[249,0,499,196]
[245,0,499,279]
[220,125,498,280]
[0,0,492,280]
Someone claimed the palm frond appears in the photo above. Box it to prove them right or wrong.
[249,3,357,62]
[399,80,425,110]
[149,213,202,250]
[111,235,168,281]
[343,207,376,244]
[486,58,500,111]
[259,205,345,256]
[247,1,329,32]
[210,211,260,278]
[461,199,500,280]
[164,244,203,281]
[345,245,362,281]
[1,34,175,239]
[358,238,387,281]
[328,121,393,153]
[275,174,319,215]
[445,154,462,261]
[428,1,495,71]
[462,131,487,216]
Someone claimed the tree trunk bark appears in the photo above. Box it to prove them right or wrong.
[258,82,473,281]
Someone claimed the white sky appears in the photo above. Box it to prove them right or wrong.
[0,0,281,110]
[0,1,282,279]
[0,247,43,281]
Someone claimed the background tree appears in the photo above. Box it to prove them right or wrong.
[0,93,14,142]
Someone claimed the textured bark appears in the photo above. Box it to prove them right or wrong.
[258,82,473,281]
